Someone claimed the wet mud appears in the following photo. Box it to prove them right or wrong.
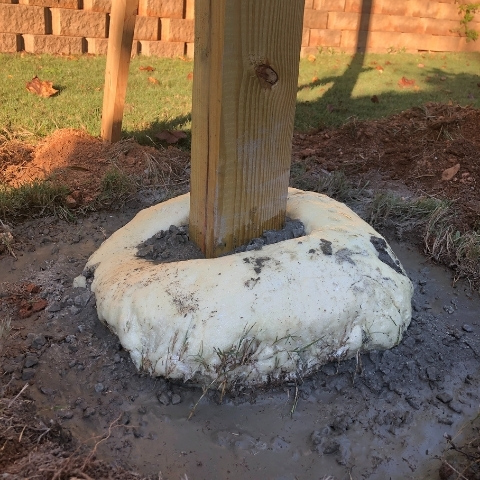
[1,208,480,479]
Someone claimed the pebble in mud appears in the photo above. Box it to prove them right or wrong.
[462,324,474,332]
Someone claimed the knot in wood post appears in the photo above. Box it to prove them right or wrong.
[255,63,279,89]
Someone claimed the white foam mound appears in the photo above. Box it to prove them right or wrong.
[81,188,413,387]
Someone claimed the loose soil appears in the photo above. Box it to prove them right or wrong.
[1,102,480,479]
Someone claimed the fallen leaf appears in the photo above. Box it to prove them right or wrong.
[155,130,187,144]
[140,66,155,72]
[312,76,319,83]
[375,65,384,72]
[398,76,416,88]
[148,76,159,84]
[26,76,58,98]
[440,76,447,81]
[441,163,460,181]
[187,72,194,81]
[307,54,316,62]
[371,95,379,103]
[417,63,425,68]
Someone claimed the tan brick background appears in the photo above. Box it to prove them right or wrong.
[0,0,478,57]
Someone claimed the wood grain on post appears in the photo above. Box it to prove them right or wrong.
[101,0,138,143]
[190,0,305,258]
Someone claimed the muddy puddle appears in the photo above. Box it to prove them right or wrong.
[1,209,480,480]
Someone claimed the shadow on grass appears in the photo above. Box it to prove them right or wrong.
[123,114,192,150]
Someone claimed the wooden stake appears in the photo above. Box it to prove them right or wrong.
[190,0,305,258]
[101,0,138,143]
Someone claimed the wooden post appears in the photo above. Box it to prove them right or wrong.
[101,0,138,143]
[190,0,305,258]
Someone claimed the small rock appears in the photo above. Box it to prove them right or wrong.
[40,386,56,395]
[83,407,96,418]
[171,393,182,405]
[462,324,474,333]
[443,305,455,314]
[114,353,121,363]
[94,383,104,393]
[157,392,171,405]
[70,306,81,315]
[322,440,340,455]
[436,392,453,404]
[74,291,91,308]
[47,302,62,313]
[448,401,463,414]
[438,416,453,425]
[57,409,74,419]
[32,335,47,349]
[24,355,39,368]
[22,368,36,380]
[65,335,76,344]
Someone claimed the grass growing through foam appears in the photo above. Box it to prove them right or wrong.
[0,51,479,140]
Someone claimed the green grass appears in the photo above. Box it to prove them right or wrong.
[0,51,479,141]
[0,180,72,221]
[296,50,480,130]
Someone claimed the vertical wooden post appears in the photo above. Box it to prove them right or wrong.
[189,0,305,258]
[101,0,139,143]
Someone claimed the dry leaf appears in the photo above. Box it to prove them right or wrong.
[140,66,155,72]
[371,95,379,103]
[398,77,416,88]
[148,77,159,84]
[375,65,384,72]
[26,76,58,98]
[441,163,460,181]
[186,72,194,81]
[312,76,319,83]
[417,63,425,68]
[155,130,187,144]
[307,54,316,62]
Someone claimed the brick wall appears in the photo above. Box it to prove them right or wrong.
[0,0,478,56]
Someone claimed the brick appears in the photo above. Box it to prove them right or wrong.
[368,14,425,33]
[18,0,79,7]
[185,0,194,19]
[140,40,184,57]
[0,0,17,3]
[134,15,159,40]
[0,33,20,52]
[23,33,83,54]
[186,41,194,58]
[51,8,107,37]
[302,27,310,46]
[303,9,328,29]
[309,28,341,46]
[85,36,139,56]
[339,30,417,52]
[436,2,461,20]
[314,0,345,11]
[345,0,408,15]
[424,18,460,36]
[327,11,361,30]
[304,0,314,8]
[138,0,184,19]
[0,4,47,34]
[162,18,194,42]
[406,1,439,18]
[83,0,111,13]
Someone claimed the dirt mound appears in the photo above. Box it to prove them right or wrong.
[292,102,480,230]
[1,128,190,206]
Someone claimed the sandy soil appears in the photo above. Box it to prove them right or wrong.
[1,103,480,479]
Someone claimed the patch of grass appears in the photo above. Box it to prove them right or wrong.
[1,52,479,140]
[368,192,450,229]
[296,51,480,130]
[0,180,71,222]
[316,170,369,202]
[96,167,135,207]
